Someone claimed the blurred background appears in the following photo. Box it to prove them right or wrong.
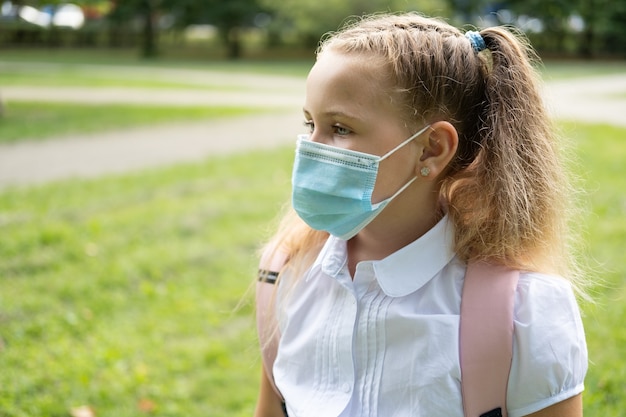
[0,1,625,417]
[0,0,624,60]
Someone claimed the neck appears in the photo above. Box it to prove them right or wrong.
[346,187,442,277]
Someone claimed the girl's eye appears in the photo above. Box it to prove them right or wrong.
[333,125,351,135]
[303,121,351,136]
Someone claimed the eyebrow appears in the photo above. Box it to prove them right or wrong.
[302,108,362,122]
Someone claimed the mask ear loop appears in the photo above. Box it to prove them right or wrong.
[371,176,418,209]
[372,124,432,209]
[379,124,431,162]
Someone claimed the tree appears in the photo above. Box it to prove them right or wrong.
[444,0,490,22]
[260,0,450,49]
[105,0,262,59]
[576,0,626,57]
[500,0,626,57]
[107,0,160,57]
[206,0,263,59]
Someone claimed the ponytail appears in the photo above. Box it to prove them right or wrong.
[443,26,574,276]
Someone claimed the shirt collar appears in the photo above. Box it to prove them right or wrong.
[373,216,455,297]
[307,216,456,297]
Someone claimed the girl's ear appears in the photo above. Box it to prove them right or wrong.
[417,121,458,179]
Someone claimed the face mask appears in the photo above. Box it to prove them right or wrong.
[291,125,430,240]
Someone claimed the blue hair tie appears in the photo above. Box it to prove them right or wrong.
[465,31,487,53]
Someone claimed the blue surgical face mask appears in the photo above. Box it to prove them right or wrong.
[291,125,431,240]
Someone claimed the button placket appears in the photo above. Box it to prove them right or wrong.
[331,268,358,404]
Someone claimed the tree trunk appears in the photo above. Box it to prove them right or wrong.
[141,0,157,58]
[227,27,241,60]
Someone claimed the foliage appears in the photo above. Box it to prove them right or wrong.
[259,0,450,47]
[5,0,626,57]
[202,0,264,59]
[498,0,626,56]
[105,0,263,59]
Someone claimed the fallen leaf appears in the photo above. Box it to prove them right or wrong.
[70,405,96,417]
[138,398,156,413]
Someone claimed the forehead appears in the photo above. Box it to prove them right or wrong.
[305,51,396,115]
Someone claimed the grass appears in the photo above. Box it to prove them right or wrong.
[540,60,626,81]
[0,61,306,90]
[0,122,625,415]
[0,55,302,144]
[0,101,261,143]
[3,47,626,80]
[0,48,314,77]
[0,66,236,90]
[0,147,294,416]
[560,121,626,417]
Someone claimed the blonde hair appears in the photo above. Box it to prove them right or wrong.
[262,13,584,290]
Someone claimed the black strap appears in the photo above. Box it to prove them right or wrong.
[480,408,503,417]
[258,269,280,284]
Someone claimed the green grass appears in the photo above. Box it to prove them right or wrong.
[0,147,294,416]
[2,48,625,80]
[0,101,261,143]
[0,66,237,90]
[560,121,626,416]
[0,56,302,144]
[540,60,626,81]
[0,122,624,415]
[0,48,314,77]
[0,61,302,90]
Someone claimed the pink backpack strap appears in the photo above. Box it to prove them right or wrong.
[256,247,288,401]
[460,261,519,417]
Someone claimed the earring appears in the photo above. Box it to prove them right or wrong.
[420,167,431,177]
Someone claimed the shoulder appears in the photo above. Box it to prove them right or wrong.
[507,272,588,417]
[513,272,585,340]
[514,271,583,323]
[259,243,289,275]
[256,243,288,317]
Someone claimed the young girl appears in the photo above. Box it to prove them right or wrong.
[255,13,588,417]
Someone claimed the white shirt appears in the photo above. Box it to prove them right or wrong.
[273,217,587,417]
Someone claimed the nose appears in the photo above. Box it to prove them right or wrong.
[308,131,330,145]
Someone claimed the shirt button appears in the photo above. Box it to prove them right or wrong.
[341,383,351,393]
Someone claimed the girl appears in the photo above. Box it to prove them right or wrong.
[255,13,588,417]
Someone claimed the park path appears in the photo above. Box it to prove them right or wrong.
[0,65,625,189]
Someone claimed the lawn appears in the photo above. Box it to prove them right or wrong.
[0,58,299,144]
[0,101,260,143]
[540,61,626,81]
[3,47,626,78]
[562,122,626,417]
[0,65,231,90]
[0,61,302,90]
[0,147,294,416]
[0,49,314,77]
[0,121,624,416]
[2,52,623,147]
